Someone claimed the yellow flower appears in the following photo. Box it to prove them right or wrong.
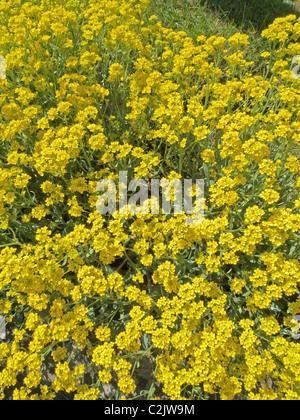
[52,347,68,363]
[230,278,246,295]
[95,326,111,342]
[107,63,123,83]
[98,370,112,383]
[260,189,280,204]
[260,317,281,336]
[194,125,210,141]
[202,149,215,163]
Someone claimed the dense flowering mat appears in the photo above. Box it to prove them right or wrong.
[0,0,300,400]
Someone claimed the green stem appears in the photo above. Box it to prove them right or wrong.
[0,242,22,248]
[80,140,93,170]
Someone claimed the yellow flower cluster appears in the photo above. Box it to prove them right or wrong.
[0,0,300,400]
